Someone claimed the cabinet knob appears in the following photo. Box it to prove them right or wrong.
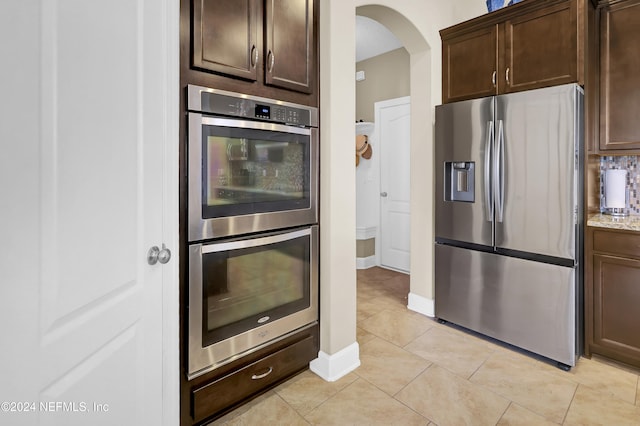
[505,67,510,85]
[492,71,497,87]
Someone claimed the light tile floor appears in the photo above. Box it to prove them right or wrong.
[211,267,640,425]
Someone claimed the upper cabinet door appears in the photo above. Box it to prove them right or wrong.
[265,0,314,94]
[192,0,260,81]
[440,0,586,104]
[442,25,499,104]
[503,1,579,93]
[599,0,640,151]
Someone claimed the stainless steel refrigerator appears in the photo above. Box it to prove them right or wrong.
[434,83,583,369]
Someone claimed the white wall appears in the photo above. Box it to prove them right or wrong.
[355,122,378,235]
[315,0,486,380]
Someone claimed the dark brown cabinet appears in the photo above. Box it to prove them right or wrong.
[503,1,580,93]
[441,0,587,104]
[442,25,499,102]
[586,228,640,368]
[188,0,316,103]
[598,0,640,150]
[180,2,319,423]
[264,0,314,94]
[192,0,260,81]
[191,332,317,424]
[181,325,319,425]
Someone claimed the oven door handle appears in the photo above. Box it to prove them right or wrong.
[201,228,312,254]
[199,116,312,136]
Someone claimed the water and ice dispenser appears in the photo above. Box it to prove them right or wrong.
[444,161,475,202]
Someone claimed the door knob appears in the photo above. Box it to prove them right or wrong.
[380,192,388,197]
[147,244,172,265]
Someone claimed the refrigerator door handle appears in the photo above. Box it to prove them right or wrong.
[495,120,505,223]
[484,121,494,221]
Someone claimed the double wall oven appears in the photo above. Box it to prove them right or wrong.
[186,85,319,379]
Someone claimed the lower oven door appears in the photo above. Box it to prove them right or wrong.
[188,226,318,379]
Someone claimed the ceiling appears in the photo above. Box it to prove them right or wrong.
[355,16,403,63]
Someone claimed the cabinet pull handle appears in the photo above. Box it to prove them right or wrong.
[251,367,273,380]
[505,67,510,85]
[268,50,275,73]
[492,71,497,87]
[250,45,258,68]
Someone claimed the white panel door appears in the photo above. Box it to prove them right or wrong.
[0,1,178,425]
[377,97,411,272]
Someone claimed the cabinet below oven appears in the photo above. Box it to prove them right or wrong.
[183,323,319,425]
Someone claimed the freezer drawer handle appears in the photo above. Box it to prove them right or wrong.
[484,121,494,221]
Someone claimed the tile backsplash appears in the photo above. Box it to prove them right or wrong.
[599,156,640,215]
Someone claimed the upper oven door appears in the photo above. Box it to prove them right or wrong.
[188,114,318,241]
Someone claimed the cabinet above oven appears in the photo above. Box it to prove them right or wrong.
[181,0,319,107]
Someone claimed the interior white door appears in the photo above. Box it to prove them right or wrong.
[377,97,411,272]
[0,1,178,425]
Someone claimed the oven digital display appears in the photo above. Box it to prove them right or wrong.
[255,104,270,119]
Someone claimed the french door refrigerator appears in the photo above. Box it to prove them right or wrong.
[434,83,583,369]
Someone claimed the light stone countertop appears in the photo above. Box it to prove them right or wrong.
[587,213,640,232]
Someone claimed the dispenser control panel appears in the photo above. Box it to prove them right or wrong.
[444,161,475,203]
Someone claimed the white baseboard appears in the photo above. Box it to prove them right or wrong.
[356,226,377,240]
[309,342,360,382]
[408,292,435,318]
[356,255,377,269]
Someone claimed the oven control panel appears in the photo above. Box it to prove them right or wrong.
[255,103,304,125]
[188,85,318,128]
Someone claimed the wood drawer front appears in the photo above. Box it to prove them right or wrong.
[592,229,640,259]
[191,335,315,423]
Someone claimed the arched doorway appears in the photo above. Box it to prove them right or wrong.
[313,1,437,382]
[355,16,411,273]
[356,4,434,316]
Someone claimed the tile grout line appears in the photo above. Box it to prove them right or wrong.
[495,401,514,425]
[559,383,580,425]
[391,362,436,425]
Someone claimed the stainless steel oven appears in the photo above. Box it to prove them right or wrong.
[188,225,318,379]
[187,85,318,242]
